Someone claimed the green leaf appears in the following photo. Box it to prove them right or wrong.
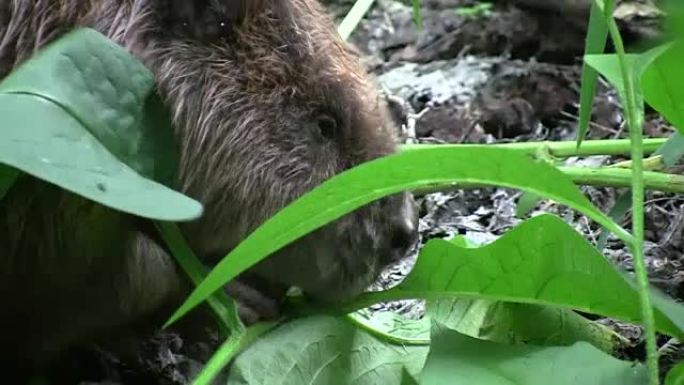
[481,303,621,352]
[418,321,647,385]
[428,298,622,353]
[584,43,674,111]
[655,132,684,168]
[583,54,635,95]
[515,191,541,217]
[401,368,420,385]
[226,315,429,385]
[454,2,493,18]
[411,0,423,29]
[640,42,684,135]
[0,28,202,221]
[427,298,495,338]
[388,214,684,337]
[666,362,684,385]
[576,0,609,147]
[155,222,242,337]
[639,284,684,337]
[597,191,632,250]
[347,311,430,345]
[193,321,277,385]
[166,145,630,327]
[0,164,18,200]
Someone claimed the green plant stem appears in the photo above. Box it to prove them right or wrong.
[400,138,666,158]
[604,0,658,382]
[191,321,279,385]
[156,222,243,336]
[610,155,664,171]
[337,0,375,41]
[411,166,684,195]
[558,166,684,194]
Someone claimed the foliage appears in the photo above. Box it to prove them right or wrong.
[1,1,684,384]
[454,2,493,18]
[0,28,202,221]
[419,321,648,385]
[226,315,429,385]
[164,145,632,327]
[578,0,684,381]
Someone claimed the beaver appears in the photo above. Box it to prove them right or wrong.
[0,0,418,378]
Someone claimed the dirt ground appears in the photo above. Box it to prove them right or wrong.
[50,1,683,383]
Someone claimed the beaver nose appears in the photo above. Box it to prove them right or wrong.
[384,193,419,264]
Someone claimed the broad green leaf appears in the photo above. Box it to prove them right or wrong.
[655,132,684,168]
[577,0,609,147]
[636,282,684,337]
[428,298,621,353]
[0,28,202,221]
[666,362,684,385]
[167,146,630,326]
[640,42,684,134]
[662,0,684,42]
[583,54,634,95]
[427,298,495,338]
[0,164,18,200]
[226,315,429,385]
[478,303,621,352]
[387,214,684,337]
[584,43,674,116]
[418,321,647,385]
[0,95,201,221]
[347,311,430,344]
[401,369,420,385]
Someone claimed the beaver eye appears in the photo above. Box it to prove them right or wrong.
[218,20,231,34]
[316,114,339,140]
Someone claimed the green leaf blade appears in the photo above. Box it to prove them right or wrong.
[429,299,622,353]
[0,27,202,221]
[391,214,683,337]
[419,322,647,385]
[0,28,153,169]
[0,94,201,221]
[226,315,428,385]
[167,145,629,326]
[577,0,610,147]
[640,42,684,135]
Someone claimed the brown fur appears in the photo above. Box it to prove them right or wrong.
[0,0,418,377]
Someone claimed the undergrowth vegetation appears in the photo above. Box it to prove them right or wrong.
[2,0,684,384]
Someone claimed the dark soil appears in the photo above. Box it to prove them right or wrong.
[38,0,682,384]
